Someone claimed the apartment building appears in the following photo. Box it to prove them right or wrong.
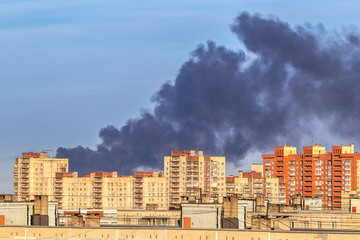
[226,170,263,198]
[164,150,226,207]
[263,143,360,209]
[55,171,170,210]
[13,152,68,201]
[134,171,169,210]
[56,172,87,209]
[54,171,171,210]
[14,150,225,210]
[264,177,286,204]
[225,165,285,204]
[54,171,134,209]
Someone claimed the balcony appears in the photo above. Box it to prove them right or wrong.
[134,177,143,183]
[171,162,179,167]
[94,178,102,183]
[55,178,62,183]
[21,164,29,169]
[171,177,179,182]
[187,167,199,171]
[171,160,179,166]
[94,189,102,194]
[333,181,342,186]
[134,203,143,209]
[171,167,180,172]
[171,194,180,199]
[54,189,62,195]
[186,173,198,177]
[93,203,102,209]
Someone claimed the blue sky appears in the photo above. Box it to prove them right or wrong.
[1,0,360,192]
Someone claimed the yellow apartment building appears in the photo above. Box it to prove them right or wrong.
[55,171,135,209]
[164,150,226,207]
[100,173,134,210]
[133,171,170,210]
[141,174,169,210]
[13,152,68,201]
[52,170,170,210]
[14,150,226,210]
[225,165,286,204]
[226,168,263,198]
[58,172,93,209]
[265,177,286,204]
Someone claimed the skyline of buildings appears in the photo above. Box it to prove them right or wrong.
[12,143,360,211]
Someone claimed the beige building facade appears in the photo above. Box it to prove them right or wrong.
[164,150,226,207]
[56,171,135,210]
[13,152,68,202]
[13,150,225,210]
[117,209,180,226]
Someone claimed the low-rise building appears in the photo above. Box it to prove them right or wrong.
[181,203,222,229]
[302,198,323,211]
[117,209,180,227]
[0,196,57,226]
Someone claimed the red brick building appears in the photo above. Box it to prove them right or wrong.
[263,143,360,210]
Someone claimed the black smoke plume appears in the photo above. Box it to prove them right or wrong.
[57,12,360,175]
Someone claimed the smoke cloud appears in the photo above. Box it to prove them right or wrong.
[57,12,360,175]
